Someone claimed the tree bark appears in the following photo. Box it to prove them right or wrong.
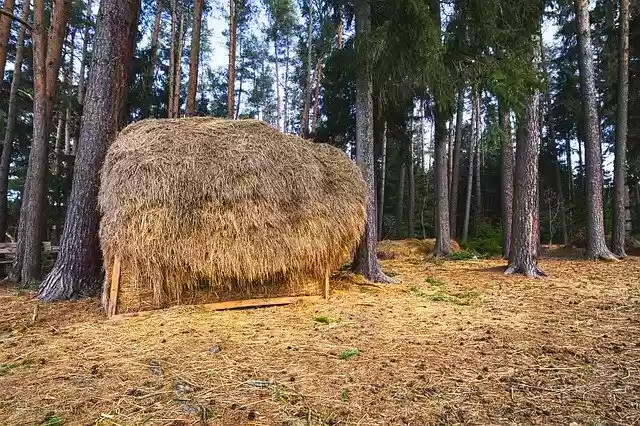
[38,0,140,301]
[53,116,64,174]
[0,0,16,81]
[168,0,176,117]
[143,0,160,118]
[474,94,481,217]
[227,0,236,119]
[77,0,93,107]
[186,0,203,116]
[447,120,454,190]
[235,48,243,118]
[172,11,184,117]
[449,88,463,238]
[377,120,387,240]
[311,58,322,134]
[352,0,390,283]
[499,103,514,258]
[301,0,312,136]
[395,160,406,238]
[337,5,342,49]
[506,36,545,277]
[0,0,29,242]
[462,90,476,245]
[12,0,70,283]
[574,0,616,260]
[274,35,281,131]
[435,107,451,256]
[612,0,629,257]
[408,121,415,239]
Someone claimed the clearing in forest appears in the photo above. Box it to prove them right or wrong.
[1,241,639,425]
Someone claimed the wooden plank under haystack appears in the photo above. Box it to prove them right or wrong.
[98,118,366,317]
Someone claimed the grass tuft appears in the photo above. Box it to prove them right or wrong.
[339,348,360,360]
[313,315,333,324]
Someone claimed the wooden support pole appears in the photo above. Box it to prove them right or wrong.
[324,269,330,300]
[109,295,321,320]
[107,255,121,318]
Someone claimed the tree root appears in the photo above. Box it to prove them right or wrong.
[504,263,546,278]
[585,251,621,262]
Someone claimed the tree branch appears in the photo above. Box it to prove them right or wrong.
[0,9,33,31]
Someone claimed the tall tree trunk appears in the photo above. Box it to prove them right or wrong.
[301,0,312,136]
[447,120,454,190]
[168,0,176,117]
[565,137,573,232]
[574,0,616,260]
[473,95,481,217]
[506,41,544,277]
[77,0,93,107]
[462,90,476,244]
[500,102,514,258]
[235,51,243,118]
[435,107,451,255]
[408,121,415,239]
[144,0,161,118]
[227,0,236,119]
[172,12,184,117]
[0,0,16,81]
[0,0,29,243]
[449,88,463,238]
[53,116,64,174]
[311,58,321,134]
[378,120,387,240]
[274,36,282,131]
[283,39,290,132]
[612,0,629,257]
[352,0,390,283]
[12,0,71,283]
[186,0,202,116]
[38,0,140,301]
[63,29,75,156]
[395,160,406,238]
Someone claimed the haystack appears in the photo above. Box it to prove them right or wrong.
[99,118,366,315]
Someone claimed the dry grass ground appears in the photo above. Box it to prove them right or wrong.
[1,241,639,425]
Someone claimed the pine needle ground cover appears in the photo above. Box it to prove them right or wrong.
[1,241,639,425]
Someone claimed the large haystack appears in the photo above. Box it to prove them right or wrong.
[99,118,366,314]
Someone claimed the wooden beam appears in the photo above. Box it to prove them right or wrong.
[324,269,330,300]
[109,295,321,321]
[107,255,121,318]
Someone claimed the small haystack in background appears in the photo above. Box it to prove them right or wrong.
[99,118,366,314]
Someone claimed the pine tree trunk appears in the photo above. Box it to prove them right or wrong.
[311,58,321,134]
[274,37,281,131]
[435,107,451,256]
[408,124,415,239]
[185,0,203,116]
[143,0,161,118]
[474,95,481,217]
[38,0,140,301]
[0,0,29,242]
[574,0,616,260]
[449,88,463,238]
[352,0,390,283]
[565,137,573,232]
[283,40,290,132]
[53,116,64,174]
[447,120,454,190]
[0,0,16,81]
[337,5,342,49]
[227,0,236,119]
[301,1,312,136]
[236,53,243,118]
[378,120,387,240]
[506,37,545,277]
[500,103,514,258]
[77,0,93,107]
[612,0,629,257]
[168,0,176,118]
[172,12,184,117]
[396,161,406,238]
[462,90,476,245]
[13,0,71,284]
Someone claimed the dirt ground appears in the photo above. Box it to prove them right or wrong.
[1,241,639,425]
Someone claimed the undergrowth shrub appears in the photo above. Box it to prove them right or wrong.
[463,219,502,256]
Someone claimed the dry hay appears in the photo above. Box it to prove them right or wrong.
[1,251,639,425]
[99,118,366,312]
[377,238,461,262]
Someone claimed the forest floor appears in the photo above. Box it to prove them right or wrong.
[1,240,640,426]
